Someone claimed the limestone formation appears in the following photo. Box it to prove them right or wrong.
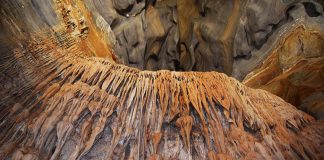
[243,26,324,119]
[0,31,323,159]
[0,0,323,160]
[82,0,324,76]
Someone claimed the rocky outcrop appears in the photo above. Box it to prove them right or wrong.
[0,31,323,159]
[243,26,324,119]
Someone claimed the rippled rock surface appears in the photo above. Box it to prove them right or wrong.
[84,0,324,75]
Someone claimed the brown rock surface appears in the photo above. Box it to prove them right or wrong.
[84,0,324,78]
[243,26,324,119]
[0,30,323,159]
[0,0,324,159]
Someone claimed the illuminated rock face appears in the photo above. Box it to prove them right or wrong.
[0,0,324,160]
[0,33,323,160]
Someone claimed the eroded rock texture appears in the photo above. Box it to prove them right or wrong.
[243,26,324,119]
[82,0,324,75]
[83,0,324,115]
[0,32,323,160]
[0,0,115,59]
[89,0,241,72]
[0,0,324,160]
[233,0,324,80]
[1,0,323,74]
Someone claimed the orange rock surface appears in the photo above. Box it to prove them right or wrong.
[244,26,324,119]
[0,0,323,159]
[0,31,323,159]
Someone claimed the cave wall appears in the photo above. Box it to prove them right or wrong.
[0,0,324,159]
[243,26,324,119]
[0,31,323,159]
[1,0,323,78]
[233,0,324,80]
[83,0,324,78]
[0,0,115,60]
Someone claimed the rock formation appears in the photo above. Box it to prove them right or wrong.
[82,0,324,76]
[0,31,323,160]
[0,0,323,159]
[243,26,324,119]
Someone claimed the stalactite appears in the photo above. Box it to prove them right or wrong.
[0,31,323,159]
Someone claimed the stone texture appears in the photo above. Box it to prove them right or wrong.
[232,0,324,80]
[0,31,323,159]
[0,0,115,60]
[0,0,324,159]
[84,0,324,78]
[243,26,324,119]
[2,0,323,78]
